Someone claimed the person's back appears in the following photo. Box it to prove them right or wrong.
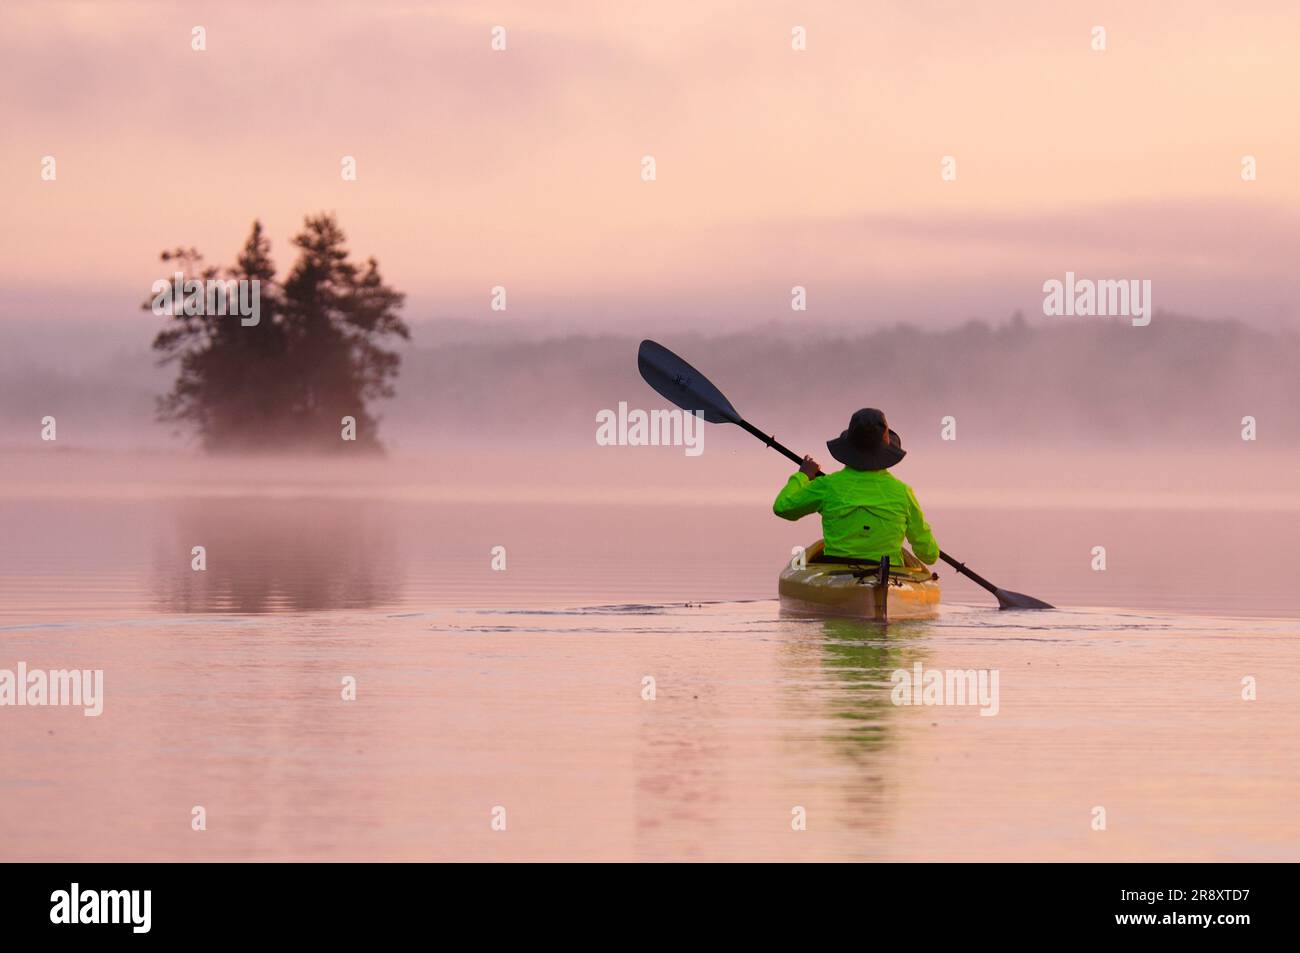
[772,408,938,567]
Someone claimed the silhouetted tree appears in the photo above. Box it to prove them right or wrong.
[148,214,408,451]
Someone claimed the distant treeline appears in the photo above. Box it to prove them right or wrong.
[386,314,1300,449]
[2,314,1297,451]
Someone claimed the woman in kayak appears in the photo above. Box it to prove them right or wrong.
[773,408,939,568]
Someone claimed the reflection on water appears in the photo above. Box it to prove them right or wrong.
[6,490,1300,620]
[816,618,927,756]
[766,617,934,838]
[0,600,1297,861]
[2,475,1299,860]
[151,499,402,613]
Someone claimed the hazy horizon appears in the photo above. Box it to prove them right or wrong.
[3,312,1297,454]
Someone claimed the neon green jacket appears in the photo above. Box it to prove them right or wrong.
[773,468,939,566]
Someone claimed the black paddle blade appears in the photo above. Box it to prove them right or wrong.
[637,340,742,425]
[994,589,1055,610]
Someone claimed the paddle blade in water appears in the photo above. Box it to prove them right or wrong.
[994,589,1055,610]
[637,340,742,424]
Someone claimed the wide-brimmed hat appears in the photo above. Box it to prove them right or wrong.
[826,408,906,471]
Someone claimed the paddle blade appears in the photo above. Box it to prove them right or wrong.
[637,340,742,425]
[994,589,1055,610]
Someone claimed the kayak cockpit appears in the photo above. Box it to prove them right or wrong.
[778,539,940,623]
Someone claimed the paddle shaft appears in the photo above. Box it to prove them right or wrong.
[936,552,1000,595]
[737,418,1004,599]
[736,421,810,469]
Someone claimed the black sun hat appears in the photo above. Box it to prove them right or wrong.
[826,408,906,471]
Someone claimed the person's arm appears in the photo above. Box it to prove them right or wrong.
[773,456,825,521]
[904,486,940,564]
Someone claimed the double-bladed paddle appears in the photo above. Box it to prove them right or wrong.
[636,339,1053,610]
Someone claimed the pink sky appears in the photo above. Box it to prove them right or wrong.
[2,0,1297,329]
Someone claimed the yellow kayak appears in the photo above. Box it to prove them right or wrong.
[778,539,940,622]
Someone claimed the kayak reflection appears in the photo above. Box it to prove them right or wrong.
[815,617,931,756]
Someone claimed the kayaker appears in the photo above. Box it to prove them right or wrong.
[773,408,939,568]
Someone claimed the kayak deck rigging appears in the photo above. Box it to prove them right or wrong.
[778,540,941,623]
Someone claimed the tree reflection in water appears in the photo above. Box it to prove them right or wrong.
[152,498,402,613]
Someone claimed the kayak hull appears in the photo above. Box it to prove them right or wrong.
[778,540,940,622]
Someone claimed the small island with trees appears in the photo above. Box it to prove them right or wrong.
[146,214,409,452]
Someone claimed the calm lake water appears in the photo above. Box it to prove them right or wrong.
[1,458,1298,861]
